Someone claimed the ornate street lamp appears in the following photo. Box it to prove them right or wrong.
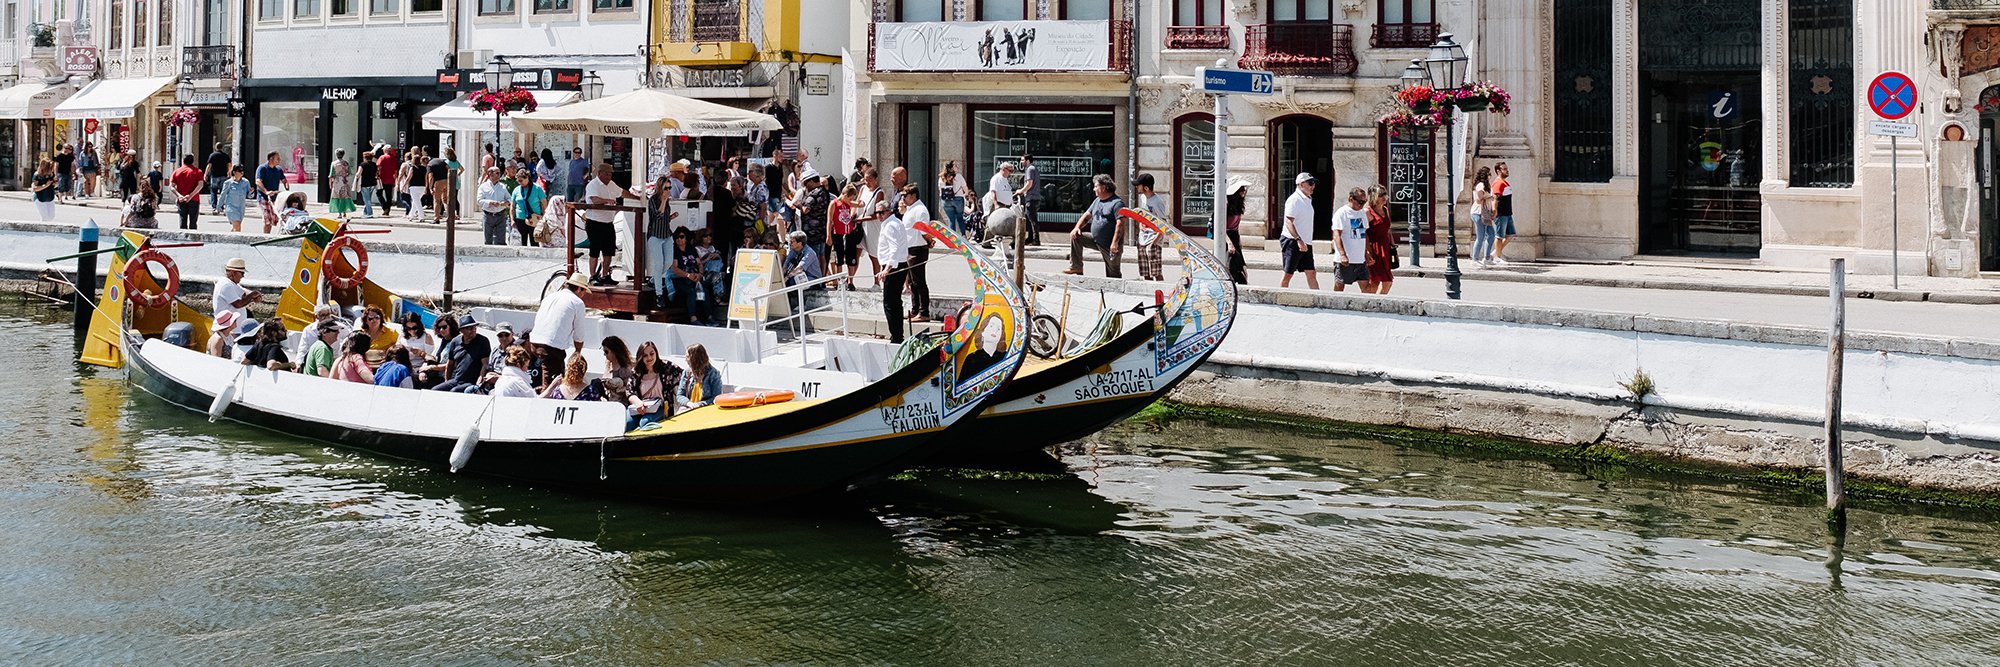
[1400,59,1428,91]
[1422,33,1470,300]
[582,71,603,101]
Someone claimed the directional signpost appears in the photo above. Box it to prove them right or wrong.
[1868,71,1917,288]
[1198,63,1275,260]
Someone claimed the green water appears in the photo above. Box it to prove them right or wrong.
[3,307,1999,666]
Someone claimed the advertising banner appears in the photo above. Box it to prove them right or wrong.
[872,20,1109,72]
[727,249,778,322]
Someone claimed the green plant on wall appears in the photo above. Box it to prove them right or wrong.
[1619,368,1656,404]
[30,22,58,48]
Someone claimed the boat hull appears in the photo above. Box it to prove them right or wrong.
[125,337,960,504]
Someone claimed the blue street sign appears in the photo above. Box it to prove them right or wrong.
[1199,67,1275,95]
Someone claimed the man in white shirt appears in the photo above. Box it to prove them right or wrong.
[1331,186,1372,292]
[900,185,934,323]
[476,167,512,246]
[988,162,1016,209]
[874,185,919,343]
[582,164,627,285]
[1280,172,1320,290]
[211,257,261,326]
[530,271,591,385]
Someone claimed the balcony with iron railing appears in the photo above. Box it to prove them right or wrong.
[1371,21,1439,49]
[656,0,763,67]
[1166,25,1230,50]
[182,44,235,81]
[1238,22,1357,77]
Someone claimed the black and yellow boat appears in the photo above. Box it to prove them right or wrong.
[109,220,1032,503]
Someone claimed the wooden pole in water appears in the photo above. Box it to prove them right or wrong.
[1824,258,1846,513]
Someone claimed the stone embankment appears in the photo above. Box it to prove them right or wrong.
[1063,275,2000,498]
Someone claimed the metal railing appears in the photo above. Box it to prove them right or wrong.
[1238,22,1358,76]
[1371,22,1438,48]
[748,270,849,366]
[1166,25,1230,50]
[182,44,234,80]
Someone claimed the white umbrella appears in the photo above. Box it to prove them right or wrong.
[510,88,781,138]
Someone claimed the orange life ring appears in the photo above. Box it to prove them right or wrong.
[714,389,797,409]
[323,235,370,290]
[122,248,178,309]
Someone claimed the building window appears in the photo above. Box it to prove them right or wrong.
[157,0,171,44]
[1063,0,1109,20]
[592,0,631,12]
[897,0,942,22]
[110,0,123,46]
[972,109,1117,225]
[331,0,352,16]
[1551,0,1612,183]
[1270,0,1330,21]
[293,0,317,19]
[411,0,440,13]
[258,102,319,185]
[1789,0,1853,187]
[979,0,1028,21]
[533,0,569,13]
[479,0,513,14]
[133,0,146,46]
[1174,113,1216,232]
[1168,0,1228,49]
[369,0,396,14]
[1175,0,1219,25]
[1372,0,1436,48]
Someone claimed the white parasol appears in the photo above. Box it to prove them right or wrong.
[509,88,781,138]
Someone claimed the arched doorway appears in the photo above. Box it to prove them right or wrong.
[1983,85,2000,271]
[1267,114,1334,241]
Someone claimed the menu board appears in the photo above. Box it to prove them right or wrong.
[1387,132,1431,233]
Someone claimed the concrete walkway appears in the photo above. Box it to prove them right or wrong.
[4,190,1995,341]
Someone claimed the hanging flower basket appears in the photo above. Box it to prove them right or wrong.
[467,88,538,115]
[1397,85,1437,114]
[164,108,201,128]
[1453,81,1511,115]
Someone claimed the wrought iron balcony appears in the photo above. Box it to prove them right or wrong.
[656,0,761,66]
[182,44,235,80]
[1371,21,1438,49]
[1166,25,1230,50]
[1238,22,1357,77]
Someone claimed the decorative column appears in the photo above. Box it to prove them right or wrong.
[1761,0,1787,190]
[1475,0,1539,258]
[1856,0,1930,275]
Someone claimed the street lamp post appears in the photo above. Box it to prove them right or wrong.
[1421,33,1469,301]
[581,72,602,165]
[1398,59,1427,269]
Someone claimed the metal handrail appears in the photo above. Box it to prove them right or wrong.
[745,269,848,366]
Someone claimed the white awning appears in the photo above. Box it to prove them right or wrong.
[511,88,781,138]
[0,82,77,120]
[422,90,579,132]
[53,77,175,120]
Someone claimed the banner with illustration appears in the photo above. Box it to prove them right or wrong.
[873,20,1111,72]
[727,249,777,322]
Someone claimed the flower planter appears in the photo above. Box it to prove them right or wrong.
[1456,98,1489,112]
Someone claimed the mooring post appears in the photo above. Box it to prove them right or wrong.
[1824,258,1846,513]
[74,220,100,341]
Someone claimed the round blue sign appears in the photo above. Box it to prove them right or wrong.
[1868,71,1916,120]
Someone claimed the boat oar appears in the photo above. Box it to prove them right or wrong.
[209,364,250,422]
[449,392,503,473]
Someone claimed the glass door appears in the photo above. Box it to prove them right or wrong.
[1983,117,1998,271]
[1639,72,1762,254]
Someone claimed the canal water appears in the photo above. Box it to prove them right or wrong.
[5,306,2000,666]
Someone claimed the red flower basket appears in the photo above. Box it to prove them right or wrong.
[467,88,538,115]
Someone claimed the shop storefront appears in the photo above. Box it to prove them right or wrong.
[0,81,78,187]
[238,77,454,201]
[968,107,1117,232]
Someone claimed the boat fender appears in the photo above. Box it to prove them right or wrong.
[449,425,480,473]
[323,235,371,290]
[123,248,179,309]
[715,389,796,408]
[208,365,248,422]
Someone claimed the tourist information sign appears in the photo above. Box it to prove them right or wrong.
[1198,63,1274,261]
[1869,71,1917,287]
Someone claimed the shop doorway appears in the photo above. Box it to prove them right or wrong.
[1267,115,1333,241]
[902,105,936,213]
[1982,104,2000,271]
[1639,74,1761,254]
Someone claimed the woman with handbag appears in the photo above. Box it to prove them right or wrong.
[511,166,546,246]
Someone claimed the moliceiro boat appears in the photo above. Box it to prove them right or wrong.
[116,220,1029,503]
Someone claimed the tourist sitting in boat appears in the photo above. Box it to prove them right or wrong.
[541,355,600,401]
[399,313,435,368]
[240,319,292,371]
[632,341,682,429]
[487,322,517,372]
[357,306,398,351]
[599,335,639,405]
[301,322,340,377]
[294,303,350,363]
[208,310,239,358]
[416,316,456,388]
[374,344,414,389]
[332,333,373,383]
[678,344,723,408]
[430,315,492,394]
[485,346,538,398]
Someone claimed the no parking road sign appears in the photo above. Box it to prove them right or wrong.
[1868,71,1916,120]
